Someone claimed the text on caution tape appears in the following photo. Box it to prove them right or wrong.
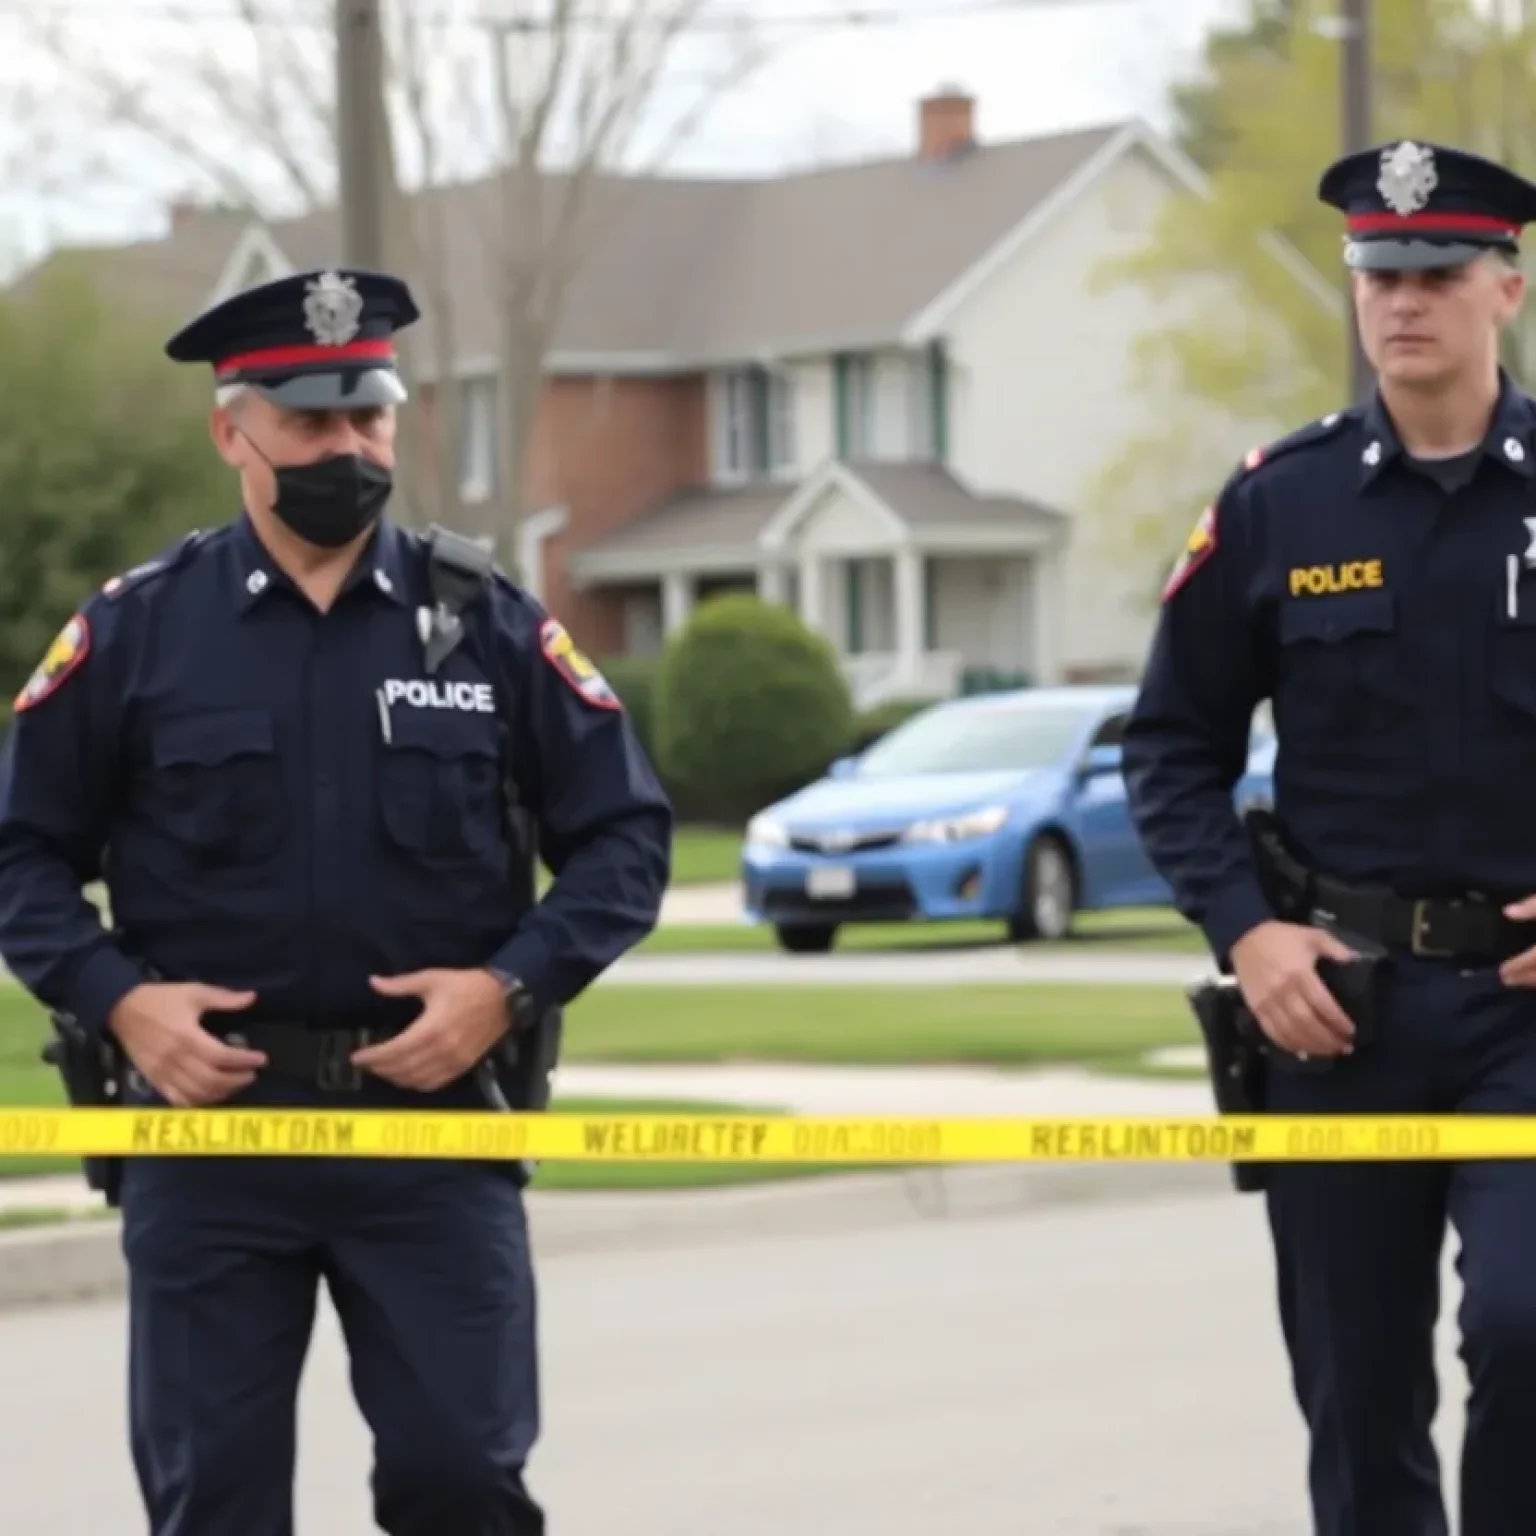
[4,1107,1536,1162]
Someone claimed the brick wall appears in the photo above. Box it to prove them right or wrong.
[526,373,707,653]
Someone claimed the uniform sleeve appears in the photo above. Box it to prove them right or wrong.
[0,594,148,1034]
[1121,477,1273,960]
[484,590,673,1009]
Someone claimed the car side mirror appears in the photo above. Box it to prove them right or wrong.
[827,755,859,781]
[1079,743,1123,779]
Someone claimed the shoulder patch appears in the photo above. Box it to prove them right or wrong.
[539,617,620,711]
[1161,504,1218,602]
[14,613,91,712]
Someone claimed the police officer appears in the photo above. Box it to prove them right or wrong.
[0,267,672,1535]
[1123,141,1536,1536]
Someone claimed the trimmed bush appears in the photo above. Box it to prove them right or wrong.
[654,593,854,821]
[597,654,660,763]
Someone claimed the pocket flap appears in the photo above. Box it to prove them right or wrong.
[385,706,499,760]
[152,711,274,768]
[1280,589,1396,644]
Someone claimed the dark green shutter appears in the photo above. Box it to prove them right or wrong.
[928,342,948,462]
[845,561,863,653]
[833,354,850,459]
[750,367,770,473]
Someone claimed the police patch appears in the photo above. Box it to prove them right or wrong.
[1160,504,1218,602]
[539,617,620,710]
[14,614,90,712]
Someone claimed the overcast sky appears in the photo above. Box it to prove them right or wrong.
[0,0,1244,262]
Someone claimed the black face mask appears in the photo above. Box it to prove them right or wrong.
[239,429,394,549]
[267,452,394,549]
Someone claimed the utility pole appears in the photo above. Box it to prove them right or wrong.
[1340,0,1373,402]
[336,0,387,267]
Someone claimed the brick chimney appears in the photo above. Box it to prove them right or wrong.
[918,86,975,162]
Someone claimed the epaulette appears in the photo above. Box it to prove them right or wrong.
[1233,408,1356,482]
[98,528,209,602]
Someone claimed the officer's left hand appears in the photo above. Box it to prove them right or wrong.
[1499,896,1536,987]
[352,969,512,1092]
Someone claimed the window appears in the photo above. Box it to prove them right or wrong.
[713,365,795,480]
[839,354,875,458]
[906,353,934,458]
[459,375,498,503]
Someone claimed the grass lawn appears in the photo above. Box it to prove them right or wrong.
[641,906,1206,956]
[0,981,1198,1182]
[537,825,743,897]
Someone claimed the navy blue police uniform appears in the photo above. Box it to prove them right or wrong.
[1124,143,1536,1536]
[0,268,673,1536]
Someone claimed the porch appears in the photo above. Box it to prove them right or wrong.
[564,460,1069,709]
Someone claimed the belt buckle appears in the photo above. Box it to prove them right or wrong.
[1410,900,1456,959]
[317,1031,367,1092]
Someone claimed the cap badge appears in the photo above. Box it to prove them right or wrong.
[303,270,364,346]
[1377,141,1438,217]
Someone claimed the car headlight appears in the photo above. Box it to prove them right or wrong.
[902,804,1010,844]
[744,813,789,850]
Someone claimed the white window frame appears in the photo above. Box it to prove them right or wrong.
[767,368,796,479]
[905,351,934,459]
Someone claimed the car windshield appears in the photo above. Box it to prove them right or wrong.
[855,700,1094,777]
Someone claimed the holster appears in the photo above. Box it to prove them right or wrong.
[1186,917,1388,1195]
[40,1010,125,1207]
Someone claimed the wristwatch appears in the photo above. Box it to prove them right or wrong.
[485,967,537,1032]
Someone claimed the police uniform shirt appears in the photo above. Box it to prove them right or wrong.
[1122,373,1536,960]
[0,514,673,1037]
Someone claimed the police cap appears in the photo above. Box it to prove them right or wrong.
[1318,139,1536,271]
[165,267,420,410]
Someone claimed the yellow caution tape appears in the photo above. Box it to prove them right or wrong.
[2,1107,1536,1163]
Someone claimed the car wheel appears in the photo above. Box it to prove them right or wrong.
[1008,835,1077,943]
[774,924,838,954]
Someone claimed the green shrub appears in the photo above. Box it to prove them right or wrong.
[851,696,933,752]
[654,593,854,821]
[597,654,660,762]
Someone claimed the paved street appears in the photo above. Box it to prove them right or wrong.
[0,1190,1470,1533]
[604,946,1206,987]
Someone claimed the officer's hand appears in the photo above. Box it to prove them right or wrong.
[353,969,511,1092]
[1229,921,1360,1059]
[1497,895,1536,986]
[106,983,267,1108]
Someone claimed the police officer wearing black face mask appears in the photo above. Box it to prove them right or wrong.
[0,268,673,1535]
[1123,143,1536,1536]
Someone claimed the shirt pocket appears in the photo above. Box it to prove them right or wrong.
[376,709,506,866]
[1276,589,1414,746]
[149,711,283,859]
[1490,585,1536,724]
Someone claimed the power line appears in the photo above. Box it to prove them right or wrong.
[1,0,1142,30]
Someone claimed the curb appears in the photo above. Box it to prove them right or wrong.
[0,1161,1231,1312]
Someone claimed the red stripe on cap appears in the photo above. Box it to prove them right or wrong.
[215,339,395,376]
[1347,211,1521,236]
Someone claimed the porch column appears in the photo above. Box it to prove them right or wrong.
[757,562,787,605]
[894,545,924,687]
[661,571,693,635]
[798,552,826,634]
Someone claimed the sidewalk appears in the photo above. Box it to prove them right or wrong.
[657,882,740,926]
[0,1060,1212,1220]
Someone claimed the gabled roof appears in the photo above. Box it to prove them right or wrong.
[566,460,1067,581]
[8,116,1142,372]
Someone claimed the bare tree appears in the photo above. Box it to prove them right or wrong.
[15,0,767,563]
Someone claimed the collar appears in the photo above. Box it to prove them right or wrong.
[232,513,409,613]
[1358,370,1536,488]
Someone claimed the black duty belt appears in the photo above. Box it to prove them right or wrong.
[1250,816,1535,962]
[218,1022,403,1092]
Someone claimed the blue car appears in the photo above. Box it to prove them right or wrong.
[741,684,1273,953]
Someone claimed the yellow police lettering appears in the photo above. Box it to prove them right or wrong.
[1287,560,1383,597]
